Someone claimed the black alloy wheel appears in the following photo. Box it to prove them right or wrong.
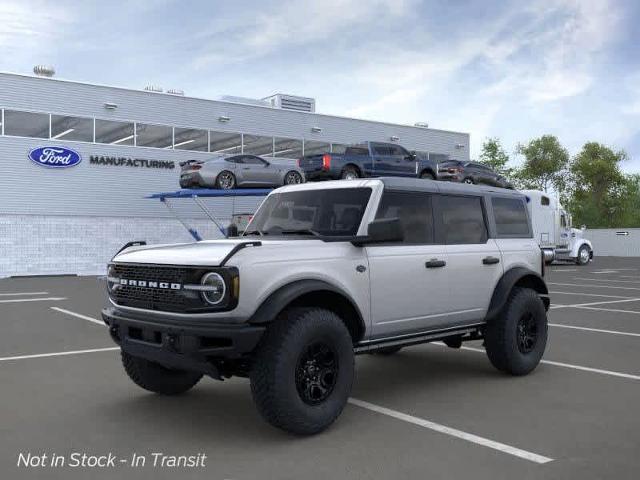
[516,313,537,354]
[295,341,339,405]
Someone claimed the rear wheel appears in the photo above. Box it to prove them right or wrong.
[216,171,236,189]
[121,351,202,395]
[463,177,474,184]
[341,166,360,180]
[250,308,354,435]
[284,171,303,185]
[484,287,547,376]
[420,171,435,180]
[576,245,591,265]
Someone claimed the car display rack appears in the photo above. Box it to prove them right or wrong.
[147,188,272,240]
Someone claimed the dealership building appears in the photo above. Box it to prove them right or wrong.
[0,70,470,277]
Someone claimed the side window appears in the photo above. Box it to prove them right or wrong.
[388,145,408,157]
[492,197,531,237]
[541,196,550,206]
[375,191,434,244]
[243,155,265,165]
[226,156,242,164]
[372,144,390,156]
[438,195,488,244]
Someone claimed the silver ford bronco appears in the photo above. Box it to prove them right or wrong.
[102,177,550,435]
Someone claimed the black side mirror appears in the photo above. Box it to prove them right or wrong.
[352,218,404,246]
[226,224,239,238]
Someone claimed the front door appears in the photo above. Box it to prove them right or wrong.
[239,155,271,185]
[367,190,454,338]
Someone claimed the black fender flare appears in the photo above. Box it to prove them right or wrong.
[249,279,366,334]
[485,267,549,321]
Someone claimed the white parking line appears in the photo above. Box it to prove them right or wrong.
[0,347,119,362]
[448,345,640,381]
[551,297,640,309]
[0,297,67,304]
[0,291,49,296]
[549,323,640,338]
[548,282,640,291]
[573,306,640,315]
[348,398,553,464]
[51,307,105,326]
[550,291,632,299]
[573,277,640,285]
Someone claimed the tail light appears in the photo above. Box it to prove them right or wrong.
[322,154,331,171]
[297,158,301,167]
[448,167,463,174]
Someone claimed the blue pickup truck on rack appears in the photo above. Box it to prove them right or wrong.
[298,141,440,181]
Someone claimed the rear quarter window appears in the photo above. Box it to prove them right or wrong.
[492,197,531,237]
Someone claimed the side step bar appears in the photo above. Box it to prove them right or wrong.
[354,323,485,354]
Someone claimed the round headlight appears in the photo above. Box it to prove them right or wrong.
[200,272,226,305]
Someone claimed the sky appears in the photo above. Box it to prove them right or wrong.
[1,0,639,171]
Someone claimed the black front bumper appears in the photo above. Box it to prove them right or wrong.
[102,307,265,378]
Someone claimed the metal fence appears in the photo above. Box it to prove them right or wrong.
[584,228,640,257]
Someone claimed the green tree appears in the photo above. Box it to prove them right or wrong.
[568,143,640,228]
[514,135,569,193]
[478,137,512,175]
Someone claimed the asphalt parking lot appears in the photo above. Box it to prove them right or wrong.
[1,257,639,479]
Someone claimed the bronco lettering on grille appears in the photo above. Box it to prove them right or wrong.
[119,279,182,290]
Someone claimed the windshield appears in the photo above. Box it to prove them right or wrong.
[244,188,372,237]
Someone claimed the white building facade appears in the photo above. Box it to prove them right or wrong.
[0,72,470,277]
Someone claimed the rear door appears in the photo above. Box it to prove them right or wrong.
[434,194,503,324]
[371,143,394,176]
[367,190,453,338]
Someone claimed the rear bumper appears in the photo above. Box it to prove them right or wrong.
[437,173,461,182]
[179,172,204,188]
[102,307,265,377]
[302,168,340,181]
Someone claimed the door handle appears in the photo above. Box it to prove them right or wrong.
[426,259,446,268]
[482,256,500,265]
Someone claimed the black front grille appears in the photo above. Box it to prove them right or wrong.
[109,264,207,313]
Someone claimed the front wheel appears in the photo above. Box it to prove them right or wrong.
[463,177,474,184]
[576,245,591,265]
[284,171,303,185]
[250,308,354,435]
[216,170,236,189]
[484,288,547,376]
[121,351,202,395]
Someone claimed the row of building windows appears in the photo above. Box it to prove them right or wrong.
[0,109,349,157]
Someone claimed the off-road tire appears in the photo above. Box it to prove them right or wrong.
[576,245,591,265]
[121,351,203,395]
[340,165,360,180]
[215,171,236,189]
[371,345,403,355]
[420,171,435,180]
[250,308,355,435]
[484,287,547,376]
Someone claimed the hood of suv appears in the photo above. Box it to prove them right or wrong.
[112,239,257,266]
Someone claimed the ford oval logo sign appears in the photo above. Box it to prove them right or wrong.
[28,146,82,168]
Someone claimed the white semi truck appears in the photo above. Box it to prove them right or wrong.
[522,190,593,265]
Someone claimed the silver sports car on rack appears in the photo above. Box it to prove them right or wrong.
[179,154,305,189]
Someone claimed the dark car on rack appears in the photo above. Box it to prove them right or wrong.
[438,160,513,189]
[298,141,439,181]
